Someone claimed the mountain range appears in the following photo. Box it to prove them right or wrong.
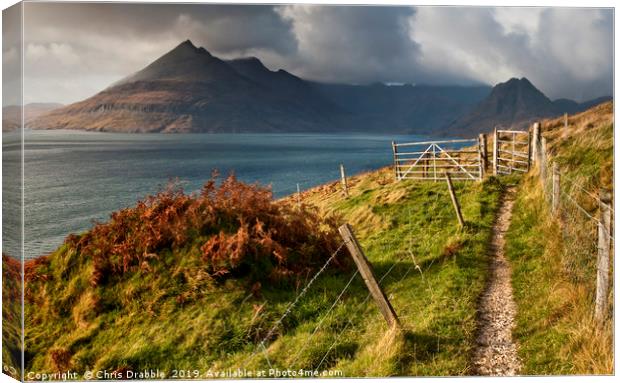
[14,40,612,136]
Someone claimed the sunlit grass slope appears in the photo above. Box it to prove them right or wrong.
[505,101,613,374]
[21,163,505,377]
[281,167,506,376]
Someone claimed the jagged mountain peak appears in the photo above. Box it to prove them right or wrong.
[179,39,196,48]
[168,39,211,57]
[113,40,238,86]
[492,77,546,97]
[445,77,609,136]
[481,77,552,116]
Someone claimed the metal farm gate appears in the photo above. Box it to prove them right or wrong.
[391,139,484,181]
[493,129,531,175]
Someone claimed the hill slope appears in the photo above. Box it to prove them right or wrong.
[12,163,506,377]
[504,101,613,374]
[4,102,612,379]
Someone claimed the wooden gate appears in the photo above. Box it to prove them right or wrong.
[493,129,531,175]
[392,139,482,181]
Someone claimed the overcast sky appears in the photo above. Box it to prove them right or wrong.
[2,2,614,105]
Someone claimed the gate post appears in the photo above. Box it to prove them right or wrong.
[493,128,498,176]
[391,141,400,181]
[432,144,437,182]
[478,133,487,178]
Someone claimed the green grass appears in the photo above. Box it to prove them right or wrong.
[1,257,21,380]
[505,103,613,374]
[298,173,505,376]
[14,102,614,378]
[505,174,574,374]
[21,168,505,378]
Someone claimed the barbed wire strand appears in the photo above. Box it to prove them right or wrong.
[259,343,274,370]
[562,173,615,213]
[313,254,402,372]
[561,190,614,240]
[561,190,600,224]
[243,241,346,367]
[287,269,360,368]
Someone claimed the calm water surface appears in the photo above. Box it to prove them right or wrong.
[3,130,433,258]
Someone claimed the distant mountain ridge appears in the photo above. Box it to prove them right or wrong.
[28,40,343,133]
[27,40,611,135]
[2,103,63,132]
[444,77,612,136]
[312,82,491,134]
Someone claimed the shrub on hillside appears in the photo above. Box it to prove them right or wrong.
[63,172,346,287]
[2,254,22,377]
[1,254,20,305]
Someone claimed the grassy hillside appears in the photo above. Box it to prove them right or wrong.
[287,167,506,376]
[505,101,613,374]
[5,101,612,378]
[16,164,506,377]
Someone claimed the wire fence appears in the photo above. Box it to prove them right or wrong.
[242,242,347,368]
[252,153,535,372]
[537,142,613,324]
[237,192,445,373]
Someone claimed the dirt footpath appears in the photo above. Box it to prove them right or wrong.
[472,186,520,376]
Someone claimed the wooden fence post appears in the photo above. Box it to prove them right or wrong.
[432,144,437,182]
[564,113,568,130]
[531,122,540,165]
[340,163,349,197]
[595,189,612,324]
[338,224,401,329]
[392,141,400,181]
[540,137,547,182]
[445,172,465,228]
[511,131,516,175]
[552,163,560,214]
[493,128,498,176]
[527,129,532,171]
[478,133,487,178]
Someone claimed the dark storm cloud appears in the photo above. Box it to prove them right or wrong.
[24,2,297,54]
[411,7,613,101]
[18,2,298,104]
[276,5,421,84]
[5,2,613,104]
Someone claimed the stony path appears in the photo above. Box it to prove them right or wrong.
[472,186,520,376]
